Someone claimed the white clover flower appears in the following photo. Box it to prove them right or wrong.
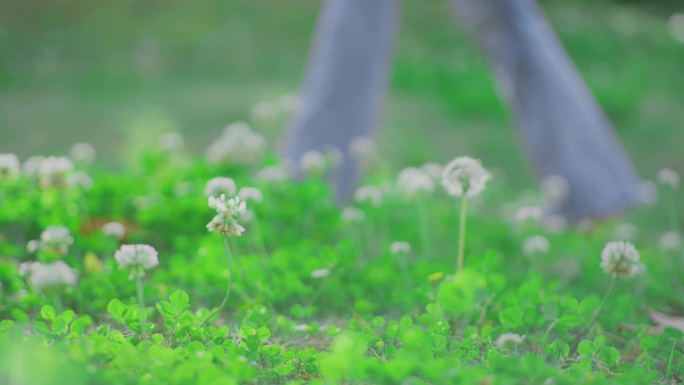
[207,194,247,236]
[639,180,659,205]
[22,156,45,177]
[441,156,490,198]
[205,177,237,198]
[600,241,645,278]
[238,187,263,203]
[33,226,74,255]
[523,235,550,256]
[354,185,384,207]
[25,261,77,290]
[397,167,434,199]
[158,132,185,150]
[114,244,159,271]
[390,242,411,255]
[514,206,543,225]
[0,154,20,180]
[667,13,684,44]
[69,143,96,165]
[421,162,443,181]
[278,94,301,115]
[299,150,327,175]
[205,122,266,165]
[495,333,526,349]
[614,223,639,241]
[541,174,570,205]
[256,164,290,183]
[102,221,126,240]
[348,136,377,165]
[657,168,680,188]
[250,101,280,123]
[67,171,93,190]
[311,268,331,279]
[38,156,74,189]
[658,231,681,251]
[341,207,365,223]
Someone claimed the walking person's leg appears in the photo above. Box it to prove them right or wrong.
[284,0,399,202]
[449,0,643,222]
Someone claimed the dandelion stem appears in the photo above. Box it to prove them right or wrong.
[136,274,147,340]
[588,275,617,328]
[201,237,233,327]
[457,195,468,272]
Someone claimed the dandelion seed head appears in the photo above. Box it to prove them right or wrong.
[205,177,237,198]
[441,156,490,198]
[397,167,434,199]
[600,241,644,278]
[22,156,45,177]
[421,162,443,181]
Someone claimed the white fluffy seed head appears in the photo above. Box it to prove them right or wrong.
[523,236,550,256]
[354,185,384,207]
[22,156,45,177]
[390,242,411,255]
[657,168,680,188]
[0,154,20,180]
[205,177,237,198]
[397,167,434,200]
[421,162,443,181]
[441,156,490,198]
[25,261,77,290]
[114,244,159,271]
[69,143,97,165]
[102,221,126,240]
[600,241,644,278]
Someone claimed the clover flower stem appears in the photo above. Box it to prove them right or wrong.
[201,237,233,327]
[252,213,269,256]
[48,290,64,313]
[663,190,681,233]
[136,275,147,340]
[417,200,431,259]
[588,275,617,328]
[457,195,468,272]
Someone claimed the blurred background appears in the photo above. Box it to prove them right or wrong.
[1,0,683,192]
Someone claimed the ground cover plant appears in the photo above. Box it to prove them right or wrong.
[0,125,683,384]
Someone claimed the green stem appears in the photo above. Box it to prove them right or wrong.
[136,275,147,339]
[201,237,233,327]
[457,195,468,272]
[588,275,617,327]
[542,318,560,354]
[417,199,431,259]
